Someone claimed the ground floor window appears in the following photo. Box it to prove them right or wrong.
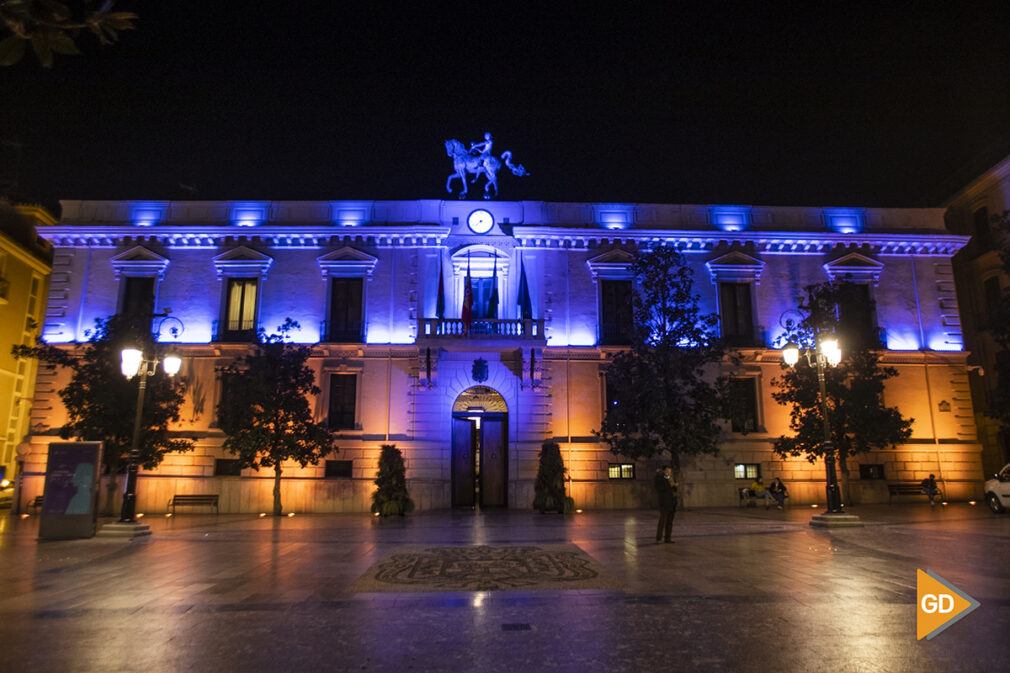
[325,460,353,478]
[859,464,885,480]
[608,463,635,479]
[734,463,760,480]
[214,458,242,476]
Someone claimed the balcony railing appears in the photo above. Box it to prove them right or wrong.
[212,320,260,343]
[419,318,545,340]
[319,320,364,343]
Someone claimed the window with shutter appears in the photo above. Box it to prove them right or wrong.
[328,278,364,342]
[328,375,357,430]
[718,282,756,346]
[600,280,633,345]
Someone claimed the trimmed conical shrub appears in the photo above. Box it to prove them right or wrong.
[532,440,573,513]
[371,444,414,517]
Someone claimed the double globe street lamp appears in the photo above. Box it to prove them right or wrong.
[117,315,183,525]
[782,337,847,516]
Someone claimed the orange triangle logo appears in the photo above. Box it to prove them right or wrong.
[916,569,981,640]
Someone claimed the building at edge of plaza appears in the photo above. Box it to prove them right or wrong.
[945,154,1010,477]
[17,198,986,512]
[0,202,53,486]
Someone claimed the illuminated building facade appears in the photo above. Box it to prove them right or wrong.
[945,154,1010,476]
[0,203,53,486]
[18,199,987,511]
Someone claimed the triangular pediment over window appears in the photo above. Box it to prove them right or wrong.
[705,251,765,284]
[823,252,884,285]
[110,246,170,279]
[586,249,635,280]
[317,247,378,280]
[212,246,274,279]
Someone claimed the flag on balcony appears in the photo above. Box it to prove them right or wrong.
[435,256,445,319]
[517,255,532,320]
[488,256,499,319]
[462,254,473,331]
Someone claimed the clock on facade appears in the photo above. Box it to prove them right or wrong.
[467,209,494,234]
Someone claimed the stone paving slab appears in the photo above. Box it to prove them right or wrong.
[0,504,1007,672]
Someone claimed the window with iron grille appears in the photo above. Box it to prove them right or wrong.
[734,463,760,480]
[328,374,357,430]
[728,378,758,432]
[608,463,635,480]
[214,459,242,476]
[325,460,353,478]
[859,464,885,480]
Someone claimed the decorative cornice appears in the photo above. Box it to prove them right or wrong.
[38,225,451,250]
[586,249,635,280]
[317,246,379,280]
[212,246,273,279]
[36,222,968,257]
[110,245,170,279]
[514,227,968,257]
[823,251,885,285]
[705,251,765,284]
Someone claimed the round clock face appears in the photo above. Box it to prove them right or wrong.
[467,209,494,234]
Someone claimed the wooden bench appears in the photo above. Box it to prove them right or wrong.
[167,494,220,514]
[887,482,943,504]
[27,495,44,513]
[738,487,788,509]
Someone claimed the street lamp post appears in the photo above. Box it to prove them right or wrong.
[118,347,181,522]
[783,338,862,527]
[113,312,184,527]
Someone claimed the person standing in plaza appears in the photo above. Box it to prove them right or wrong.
[654,466,678,543]
[920,474,940,506]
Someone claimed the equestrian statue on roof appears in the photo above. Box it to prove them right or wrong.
[445,132,529,200]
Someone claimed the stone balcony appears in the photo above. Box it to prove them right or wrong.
[417,317,546,344]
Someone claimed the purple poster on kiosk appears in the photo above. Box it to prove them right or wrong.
[38,442,103,540]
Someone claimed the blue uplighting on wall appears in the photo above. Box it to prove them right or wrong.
[885,331,921,351]
[231,202,269,227]
[330,202,370,226]
[927,335,964,352]
[364,324,415,345]
[131,202,167,227]
[709,206,752,232]
[594,205,633,230]
[823,209,865,234]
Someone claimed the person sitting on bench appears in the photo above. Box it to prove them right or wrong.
[748,478,775,507]
[768,477,788,509]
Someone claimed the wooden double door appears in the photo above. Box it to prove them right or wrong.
[451,414,508,508]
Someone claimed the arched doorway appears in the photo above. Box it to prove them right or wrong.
[451,386,508,508]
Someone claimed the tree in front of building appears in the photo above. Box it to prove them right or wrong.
[989,211,1010,457]
[371,444,414,517]
[12,315,192,513]
[216,320,335,516]
[532,440,574,514]
[0,1,137,67]
[594,246,730,484]
[771,282,913,503]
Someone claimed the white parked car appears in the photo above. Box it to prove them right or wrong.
[984,463,1010,514]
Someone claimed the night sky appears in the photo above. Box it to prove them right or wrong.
[2,2,1009,211]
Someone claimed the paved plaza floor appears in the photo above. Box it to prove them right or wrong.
[0,504,1007,673]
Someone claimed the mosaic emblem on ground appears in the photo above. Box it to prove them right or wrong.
[351,545,620,593]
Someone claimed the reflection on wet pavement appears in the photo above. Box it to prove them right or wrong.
[0,505,1006,672]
